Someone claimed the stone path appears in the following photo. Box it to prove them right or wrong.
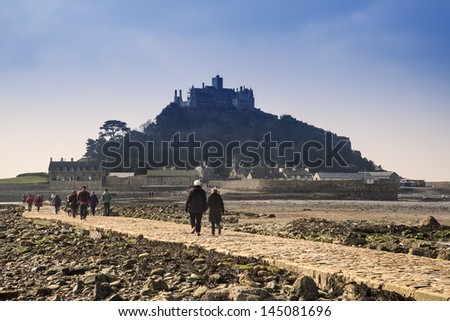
[24,207,450,301]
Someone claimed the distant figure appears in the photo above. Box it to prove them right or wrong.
[207,187,224,236]
[77,186,90,220]
[52,194,62,214]
[68,191,78,218]
[101,188,112,216]
[89,191,99,216]
[22,194,26,204]
[185,180,207,236]
[34,194,43,212]
[65,193,72,216]
[26,194,34,212]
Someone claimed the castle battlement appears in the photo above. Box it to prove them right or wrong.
[173,75,255,110]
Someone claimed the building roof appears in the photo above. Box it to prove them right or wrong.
[314,172,367,180]
[108,172,135,178]
[366,171,398,178]
[146,169,200,177]
[282,168,312,177]
[48,161,101,171]
[247,167,283,179]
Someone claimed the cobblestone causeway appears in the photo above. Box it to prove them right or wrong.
[24,208,450,301]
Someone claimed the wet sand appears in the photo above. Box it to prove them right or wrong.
[221,199,450,225]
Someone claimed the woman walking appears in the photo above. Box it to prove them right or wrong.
[34,195,43,212]
[89,191,99,216]
[207,187,224,236]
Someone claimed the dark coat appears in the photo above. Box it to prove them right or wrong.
[34,197,43,207]
[185,186,207,213]
[77,190,90,205]
[68,194,78,209]
[52,195,62,207]
[207,192,224,223]
[89,194,99,207]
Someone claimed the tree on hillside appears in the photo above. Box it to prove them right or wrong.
[84,120,130,162]
[84,137,106,161]
[99,120,130,141]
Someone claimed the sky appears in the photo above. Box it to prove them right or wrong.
[1,0,449,181]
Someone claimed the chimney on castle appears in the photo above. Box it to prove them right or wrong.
[174,89,177,99]
[50,157,53,162]
[61,157,63,161]
[71,158,73,162]
[179,89,182,99]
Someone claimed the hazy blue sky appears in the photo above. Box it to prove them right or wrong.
[1,0,449,181]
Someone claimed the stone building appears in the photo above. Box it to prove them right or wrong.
[48,158,103,182]
[367,171,401,185]
[247,167,282,179]
[173,75,255,110]
[279,167,313,180]
[145,169,201,186]
[312,172,367,181]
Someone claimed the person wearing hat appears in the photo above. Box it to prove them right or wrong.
[185,180,207,236]
[207,187,224,236]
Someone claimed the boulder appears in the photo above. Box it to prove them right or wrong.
[239,272,262,287]
[437,249,450,260]
[342,283,358,301]
[290,276,319,301]
[409,247,426,256]
[94,282,115,301]
[123,259,138,269]
[201,288,231,301]
[228,286,272,301]
[0,290,20,300]
[192,286,209,298]
[107,293,124,301]
[193,258,207,264]
[210,273,226,284]
[420,216,440,229]
[150,267,166,276]
[30,287,52,297]
[141,279,169,294]
[343,233,367,246]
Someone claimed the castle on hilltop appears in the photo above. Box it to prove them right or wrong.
[173,75,255,110]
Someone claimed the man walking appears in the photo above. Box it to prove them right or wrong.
[101,188,112,216]
[185,180,207,236]
[77,186,90,220]
[52,194,62,214]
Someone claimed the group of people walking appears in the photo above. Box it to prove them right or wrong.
[185,179,225,236]
[24,180,223,236]
[23,188,112,220]
[65,187,112,219]
[22,194,44,212]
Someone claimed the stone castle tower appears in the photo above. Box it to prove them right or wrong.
[173,75,255,110]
